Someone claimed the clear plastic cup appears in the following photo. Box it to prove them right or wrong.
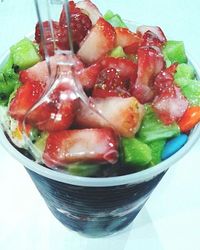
[0,48,200,236]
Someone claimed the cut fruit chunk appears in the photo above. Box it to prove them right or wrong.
[109,46,126,58]
[131,46,165,103]
[115,27,142,49]
[10,38,41,70]
[76,0,102,25]
[26,84,78,131]
[153,63,178,95]
[175,79,200,106]
[9,55,83,122]
[137,105,180,143]
[92,67,131,98]
[137,25,167,43]
[106,14,127,28]
[148,139,166,166]
[77,18,116,64]
[121,137,152,169]
[43,128,118,167]
[174,63,196,80]
[9,77,44,121]
[100,56,137,81]
[162,41,187,64]
[75,96,144,137]
[152,86,188,125]
[59,6,92,47]
[76,63,101,89]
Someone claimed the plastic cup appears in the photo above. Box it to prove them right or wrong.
[1,108,200,237]
[1,31,200,237]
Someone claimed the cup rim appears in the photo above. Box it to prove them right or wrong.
[1,38,200,187]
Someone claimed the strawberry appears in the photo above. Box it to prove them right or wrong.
[76,0,102,25]
[92,68,131,98]
[152,86,188,125]
[130,46,165,103]
[59,7,92,47]
[153,63,178,95]
[75,96,144,137]
[35,21,69,58]
[137,25,167,44]
[77,18,116,65]
[9,78,44,121]
[115,27,142,50]
[43,128,118,167]
[100,57,137,81]
[26,84,78,131]
[9,55,83,125]
[142,31,164,47]
[76,62,102,89]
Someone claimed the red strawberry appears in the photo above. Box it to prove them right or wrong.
[142,30,164,47]
[76,63,102,89]
[131,46,165,103]
[100,57,137,81]
[35,21,69,57]
[43,128,118,167]
[75,96,144,137]
[115,27,142,50]
[153,63,178,95]
[77,18,116,65]
[92,68,131,98]
[59,7,92,46]
[76,0,102,25]
[152,86,188,125]
[9,55,83,125]
[137,25,167,44]
[26,84,78,131]
[9,79,44,121]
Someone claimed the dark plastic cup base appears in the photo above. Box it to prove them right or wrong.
[48,203,143,238]
[26,167,166,237]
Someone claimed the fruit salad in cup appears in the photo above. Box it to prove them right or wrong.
[0,0,200,177]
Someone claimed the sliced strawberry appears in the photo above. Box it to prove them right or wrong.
[9,55,83,124]
[92,68,130,98]
[26,84,78,131]
[75,97,144,137]
[131,46,165,103]
[115,27,142,50]
[137,25,167,43]
[77,18,116,65]
[152,86,189,125]
[76,62,102,89]
[59,7,92,47]
[9,79,44,121]
[76,0,102,25]
[142,30,164,47]
[153,63,178,95]
[19,54,83,87]
[43,128,118,167]
[35,21,69,57]
[100,57,137,81]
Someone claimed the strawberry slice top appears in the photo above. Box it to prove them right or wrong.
[131,46,165,103]
[92,68,131,98]
[115,27,142,49]
[152,86,189,125]
[43,128,118,167]
[77,17,116,64]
